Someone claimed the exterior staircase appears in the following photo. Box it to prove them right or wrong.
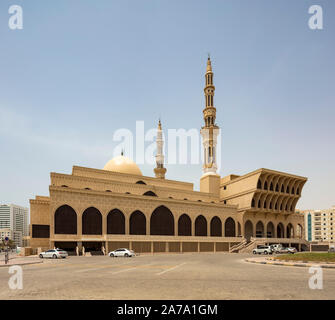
[231,238,266,254]
[229,239,247,253]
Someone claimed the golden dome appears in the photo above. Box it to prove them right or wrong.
[103,155,143,176]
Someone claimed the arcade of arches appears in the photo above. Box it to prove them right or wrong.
[50,203,305,254]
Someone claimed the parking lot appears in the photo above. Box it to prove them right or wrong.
[0,252,335,300]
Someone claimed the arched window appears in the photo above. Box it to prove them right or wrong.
[130,210,146,235]
[150,206,174,235]
[195,215,207,236]
[178,214,191,236]
[258,200,261,208]
[264,181,268,190]
[266,222,274,238]
[143,191,157,197]
[296,187,300,195]
[244,220,253,241]
[270,182,273,191]
[277,223,284,238]
[281,185,284,193]
[257,180,262,189]
[251,198,255,207]
[291,187,295,194]
[107,209,125,234]
[256,221,264,238]
[263,201,267,209]
[54,205,77,235]
[210,216,222,237]
[82,207,102,235]
[136,180,146,185]
[275,183,279,192]
[286,186,290,193]
[224,217,236,237]
[286,223,294,238]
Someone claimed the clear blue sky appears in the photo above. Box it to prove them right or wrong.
[0,0,334,210]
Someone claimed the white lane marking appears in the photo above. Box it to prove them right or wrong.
[110,263,151,275]
[156,262,186,275]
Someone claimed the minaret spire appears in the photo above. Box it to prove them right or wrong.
[154,119,167,179]
[200,56,220,175]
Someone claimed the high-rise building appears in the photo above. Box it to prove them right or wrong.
[301,206,335,243]
[0,204,29,246]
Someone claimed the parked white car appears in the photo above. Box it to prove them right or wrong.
[39,248,68,259]
[252,245,273,255]
[109,248,135,257]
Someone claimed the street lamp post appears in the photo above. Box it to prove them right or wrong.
[3,237,9,264]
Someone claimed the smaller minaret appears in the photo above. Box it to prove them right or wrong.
[154,119,167,179]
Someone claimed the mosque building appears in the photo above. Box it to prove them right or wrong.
[28,58,308,254]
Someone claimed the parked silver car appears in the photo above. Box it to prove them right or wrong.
[109,248,135,257]
[39,248,68,259]
[276,247,297,254]
[252,245,273,255]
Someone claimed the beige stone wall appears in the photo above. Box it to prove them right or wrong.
[200,174,220,196]
[48,186,239,241]
[50,172,219,203]
[71,166,194,191]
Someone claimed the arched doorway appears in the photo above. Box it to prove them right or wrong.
[129,210,146,235]
[195,215,207,236]
[266,222,275,238]
[54,205,77,234]
[225,217,236,237]
[210,216,222,237]
[277,223,284,238]
[150,206,174,235]
[286,223,294,238]
[107,209,125,234]
[245,220,253,241]
[82,207,102,235]
[256,221,264,238]
[178,214,191,236]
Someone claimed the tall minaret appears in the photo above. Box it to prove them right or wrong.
[200,56,220,176]
[154,119,167,179]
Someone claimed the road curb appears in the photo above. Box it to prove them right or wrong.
[0,260,43,268]
[245,258,335,269]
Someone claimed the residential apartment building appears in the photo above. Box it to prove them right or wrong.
[301,206,335,242]
[0,204,29,247]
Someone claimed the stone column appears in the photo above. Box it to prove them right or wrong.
[125,214,129,235]
[174,218,178,236]
[102,213,107,235]
[207,220,211,237]
[77,213,82,237]
[146,217,150,236]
